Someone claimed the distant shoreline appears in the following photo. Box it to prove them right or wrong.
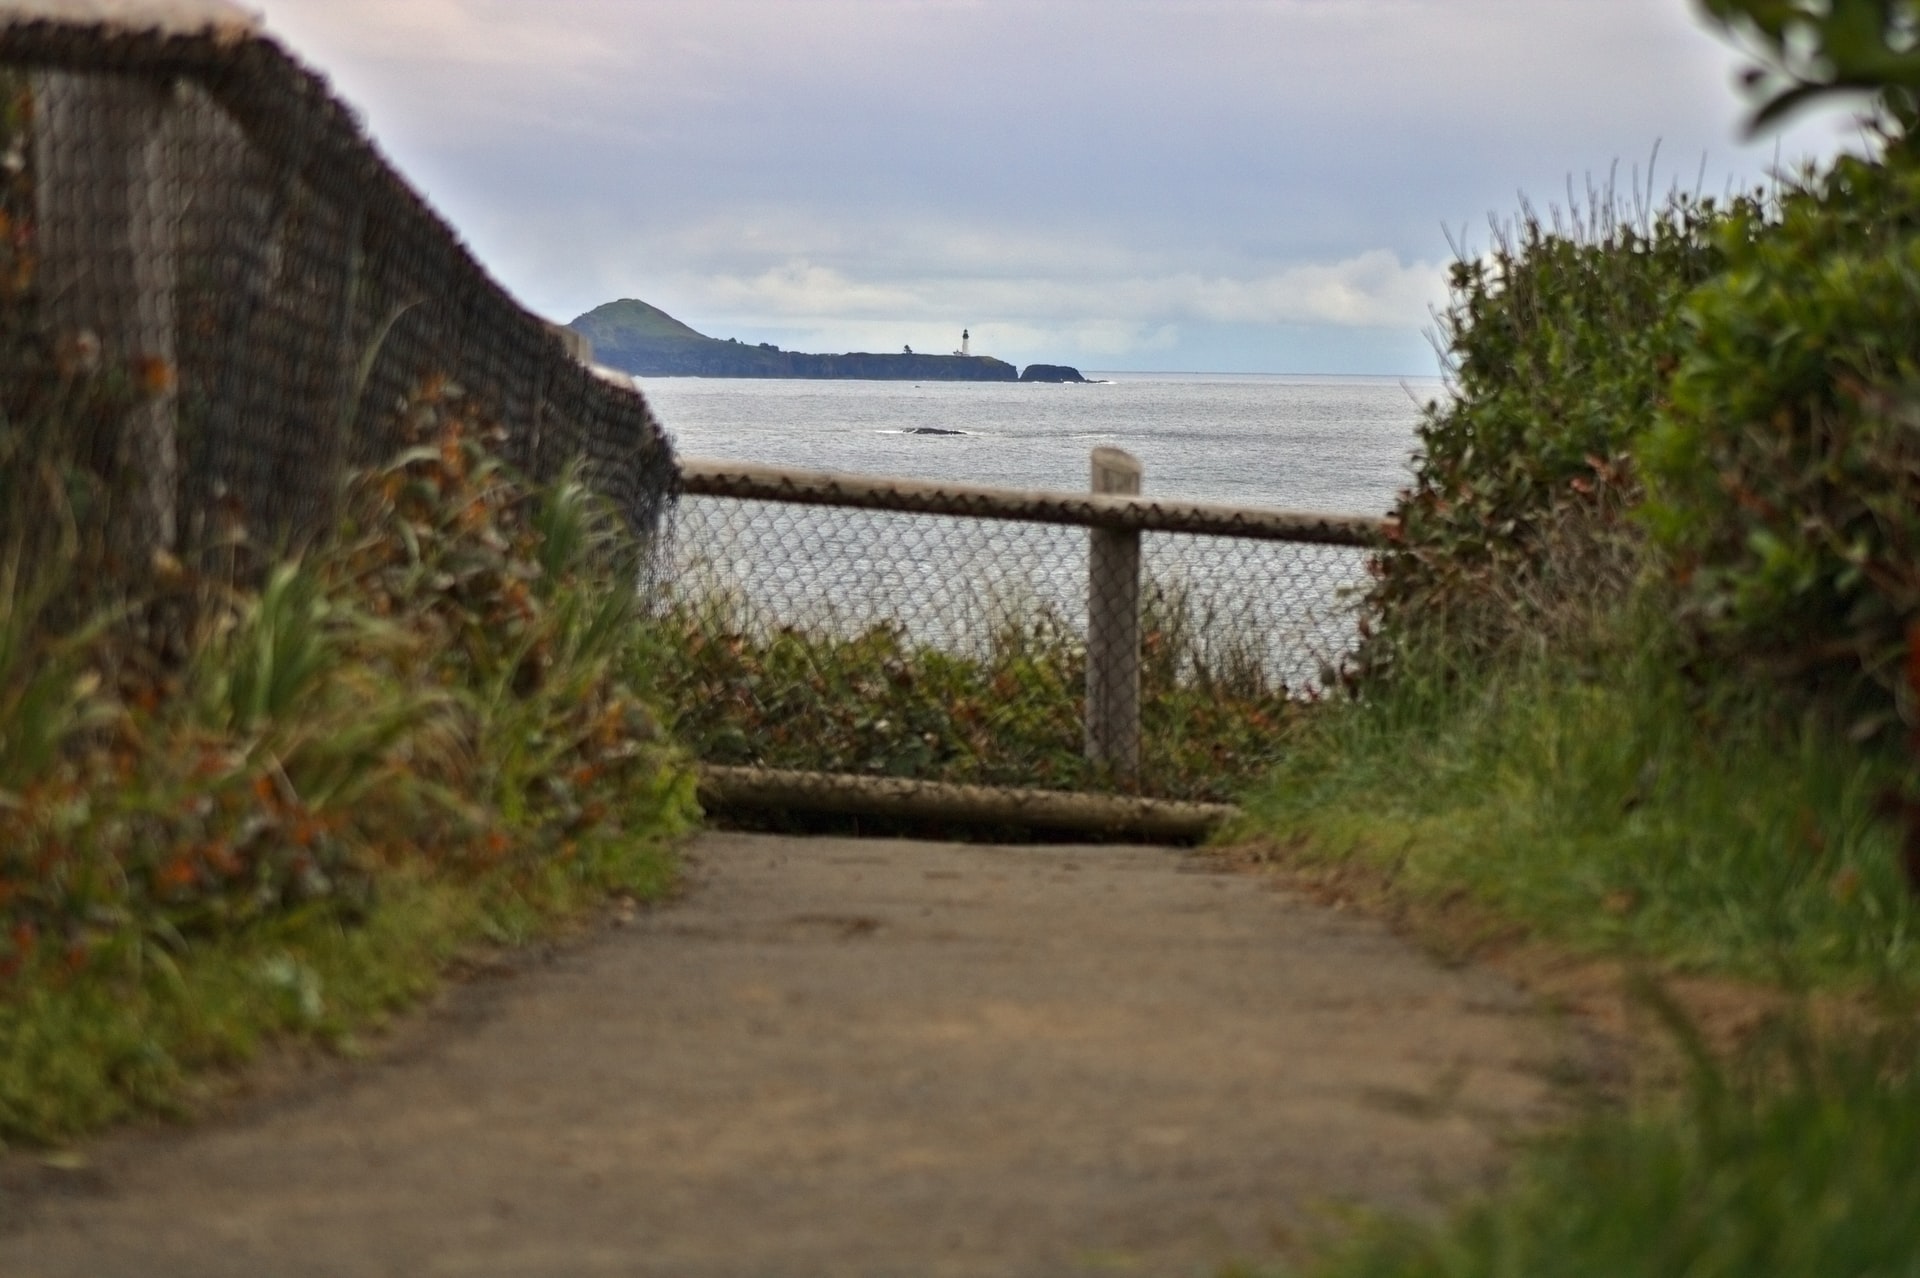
[568,299,1086,384]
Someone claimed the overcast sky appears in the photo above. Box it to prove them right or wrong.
[247,0,1857,375]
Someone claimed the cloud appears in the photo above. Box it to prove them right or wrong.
[248,0,1859,374]
[701,261,925,318]
[1154,253,1447,328]
[664,246,1441,324]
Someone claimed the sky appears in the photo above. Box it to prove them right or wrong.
[245,0,1862,376]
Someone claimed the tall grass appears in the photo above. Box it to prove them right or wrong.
[0,391,696,1145]
[1245,600,1918,990]
[646,575,1316,804]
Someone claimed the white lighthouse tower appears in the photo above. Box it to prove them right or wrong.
[955,328,971,357]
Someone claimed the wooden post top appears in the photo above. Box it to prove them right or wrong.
[1090,446,1142,496]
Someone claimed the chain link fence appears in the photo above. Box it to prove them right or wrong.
[659,458,1382,818]
[3,7,1382,833]
[0,8,674,599]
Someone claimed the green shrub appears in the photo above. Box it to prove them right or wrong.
[649,591,1304,804]
[0,386,695,1142]
[1358,186,1751,683]
[1642,149,1920,728]
[1700,0,1920,138]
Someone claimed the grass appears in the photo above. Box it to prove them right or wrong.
[0,388,698,1147]
[1236,602,1920,1277]
[1240,622,1919,993]
[0,834,678,1144]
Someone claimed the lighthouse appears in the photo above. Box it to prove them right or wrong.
[955,328,971,357]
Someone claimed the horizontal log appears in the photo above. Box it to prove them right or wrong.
[676,458,1384,547]
[697,766,1237,842]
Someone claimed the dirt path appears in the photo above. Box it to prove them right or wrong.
[1,832,1573,1277]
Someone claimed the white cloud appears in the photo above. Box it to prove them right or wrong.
[664,248,1443,333]
[1178,252,1447,328]
[701,261,924,318]
[246,0,1860,374]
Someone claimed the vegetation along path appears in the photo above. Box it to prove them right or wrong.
[0,832,1575,1277]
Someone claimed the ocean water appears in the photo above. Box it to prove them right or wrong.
[639,373,1441,681]
[640,372,1439,517]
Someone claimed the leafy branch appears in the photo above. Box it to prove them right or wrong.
[1700,0,1920,132]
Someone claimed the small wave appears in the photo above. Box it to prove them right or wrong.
[877,427,970,437]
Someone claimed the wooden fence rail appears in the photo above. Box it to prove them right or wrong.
[674,458,1387,546]
[674,452,1384,825]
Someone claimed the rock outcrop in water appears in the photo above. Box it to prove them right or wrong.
[571,300,1018,382]
[1018,364,1088,383]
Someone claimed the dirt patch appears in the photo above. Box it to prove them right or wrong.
[1,832,1579,1277]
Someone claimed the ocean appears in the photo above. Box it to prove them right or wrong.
[640,372,1440,517]
[640,373,1442,681]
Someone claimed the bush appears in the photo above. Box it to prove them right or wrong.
[648,590,1306,805]
[1642,149,1920,729]
[0,385,696,1143]
[0,382,693,1018]
[1356,185,1753,683]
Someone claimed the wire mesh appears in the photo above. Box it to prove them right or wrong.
[2,15,1378,817]
[0,18,674,598]
[654,481,1376,804]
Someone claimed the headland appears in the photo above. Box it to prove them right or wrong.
[570,300,1084,383]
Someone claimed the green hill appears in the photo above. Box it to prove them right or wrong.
[581,298,711,344]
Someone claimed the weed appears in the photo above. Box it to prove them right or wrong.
[0,387,696,1145]
[646,588,1311,805]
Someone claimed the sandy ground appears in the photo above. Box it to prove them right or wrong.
[0,831,1574,1277]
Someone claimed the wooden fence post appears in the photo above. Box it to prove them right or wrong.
[1086,446,1142,778]
[31,69,184,565]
